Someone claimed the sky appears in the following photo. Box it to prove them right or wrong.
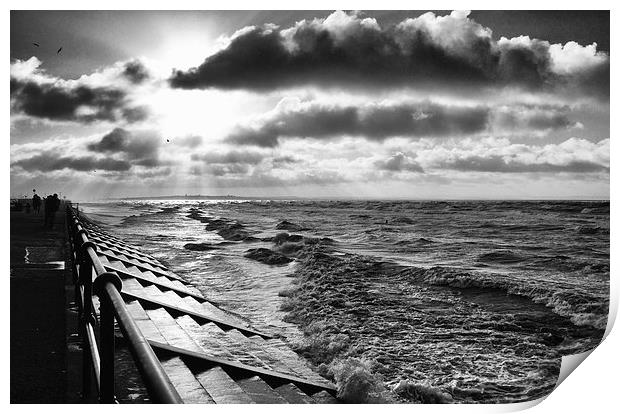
[9,10,610,200]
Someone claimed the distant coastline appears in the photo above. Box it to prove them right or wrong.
[104,195,610,202]
[110,195,304,201]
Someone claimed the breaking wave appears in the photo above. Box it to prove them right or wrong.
[406,266,609,330]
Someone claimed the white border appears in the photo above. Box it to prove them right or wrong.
[3,2,617,413]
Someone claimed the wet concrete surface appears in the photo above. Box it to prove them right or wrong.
[10,207,70,403]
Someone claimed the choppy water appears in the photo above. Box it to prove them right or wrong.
[81,199,609,403]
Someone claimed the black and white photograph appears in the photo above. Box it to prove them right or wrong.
[8,4,613,407]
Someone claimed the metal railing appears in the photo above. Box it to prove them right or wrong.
[66,205,183,404]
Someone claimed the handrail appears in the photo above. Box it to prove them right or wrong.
[66,205,183,404]
[96,274,185,403]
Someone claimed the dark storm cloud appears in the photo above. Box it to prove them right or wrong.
[375,153,424,173]
[168,11,609,98]
[169,19,491,91]
[122,60,150,84]
[437,155,608,174]
[10,78,148,123]
[227,102,490,147]
[87,128,163,167]
[13,153,131,172]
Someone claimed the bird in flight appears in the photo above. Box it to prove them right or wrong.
[32,42,40,47]
[57,47,62,54]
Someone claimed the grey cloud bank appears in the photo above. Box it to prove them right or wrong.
[435,155,608,174]
[227,101,579,147]
[382,137,609,175]
[13,153,131,172]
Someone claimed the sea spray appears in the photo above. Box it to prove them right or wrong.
[393,380,454,404]
[330,358,393,403]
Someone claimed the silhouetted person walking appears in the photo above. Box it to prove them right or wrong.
[32,190,41,214]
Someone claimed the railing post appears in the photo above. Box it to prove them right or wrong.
[99,296,115,403]
[79,241,96,399]
[94,272,123,404]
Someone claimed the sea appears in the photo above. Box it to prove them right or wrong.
[80,199,609,403]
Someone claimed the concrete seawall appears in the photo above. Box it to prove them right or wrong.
[11,205,339,404]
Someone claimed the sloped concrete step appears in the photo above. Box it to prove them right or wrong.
[175,315,240,362]
[120,277,144,295]
[98,245,165,269]
[189,296,248,326]
[125,299,167,342]
[250,335,328,383]
[236,376,288,404]
[183,295,213,314]
[160,356,215,403]
[149,339,338,399]
[134,318,167,343]
[163,290,206,314]
[194,366,254,404]
[200,322,269,368]
[227,329,297,375]
[142,284,169,303]
[162,289,193,310]
[145,308,202,352]
[274,383,316,404]
[125,299,149,320]
[110,264,202,300]
[170,279,198,294]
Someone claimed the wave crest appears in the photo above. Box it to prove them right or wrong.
[409,266,609,330]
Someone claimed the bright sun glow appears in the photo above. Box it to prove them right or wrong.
[149,29,219,72]
[144,87,276,143]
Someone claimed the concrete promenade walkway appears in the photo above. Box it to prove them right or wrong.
[10,204,73,403]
